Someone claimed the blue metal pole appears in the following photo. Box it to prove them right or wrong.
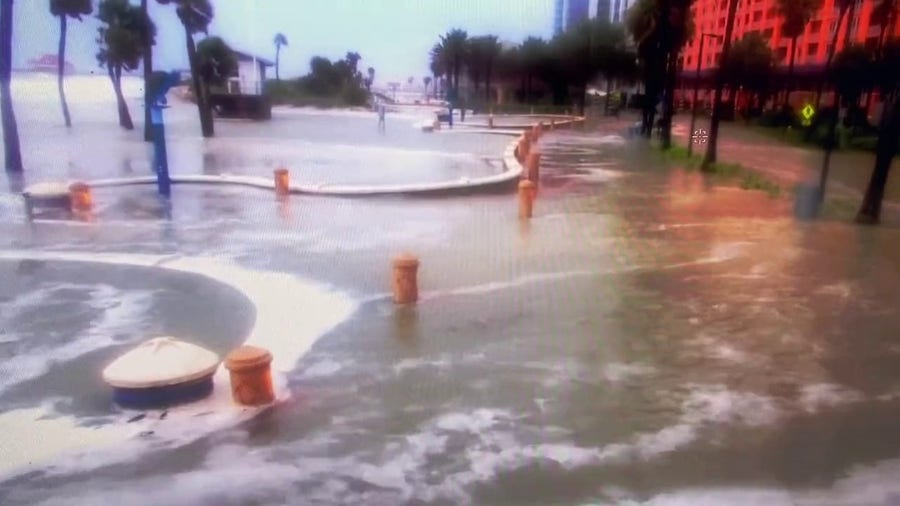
[151,108,170,198]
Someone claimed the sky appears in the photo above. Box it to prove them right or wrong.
[14,0,553,85]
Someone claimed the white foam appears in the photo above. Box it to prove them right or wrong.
[299,356,347,379]
[0,284,155,394]
[0,250,357,477]
[435,408,512,433]
[603,362,656,383]
[798,383,864,413]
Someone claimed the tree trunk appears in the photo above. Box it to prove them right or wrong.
[814,6,849,110]
[702,0,739,170]
[0,0,22,173]
[184,25,213,137]
[661,51,678,149]
[605,78,612,114]
[485,66,492,103]
[784,36,797,108]
[142,0,153,142]
[578,82,586,116]
[855,93,899,224]
[275,45,281,80]
[57,15,71,127]
[110,64,133,130]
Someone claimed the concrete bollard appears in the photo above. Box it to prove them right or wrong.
[518,180,536,219]
[488,115,494,128]
[68,182,92,213]
[550,120,555,130]
[224,345,275,406]
[273,168,290,196]
[392,253,420,304]
[526,152,541,187]
[518,134,531,163]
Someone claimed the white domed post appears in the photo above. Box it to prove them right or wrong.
[102,337,221,408]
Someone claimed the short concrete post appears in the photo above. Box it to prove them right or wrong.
[526,152,541,187]
[273,168,290,196]
[392,253,420,304]
[224,345,275,406]
[518,180,536,219]
[69,182,92,213]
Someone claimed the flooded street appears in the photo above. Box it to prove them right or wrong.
[1,75,900,505]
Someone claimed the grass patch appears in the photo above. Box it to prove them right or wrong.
[654,144,782,197]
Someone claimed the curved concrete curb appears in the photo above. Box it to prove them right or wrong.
[22,115,582,200]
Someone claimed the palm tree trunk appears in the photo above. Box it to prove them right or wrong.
[141,0,153,142]
[109,64,133,130]
[702,0,740,170]
[485,66,491,103]
[661,51,678,149]
[184,25,213,137]
[0,0,22,173]
[815,6,849,110]
[784,36,797,108]
[605,78,612,114]
[856,92,898,224]
[57,15,71,127]
[275,45,281,80]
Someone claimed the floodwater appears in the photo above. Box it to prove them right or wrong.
[1,75,900,505]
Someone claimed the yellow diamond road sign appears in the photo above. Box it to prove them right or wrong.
[801,104,815,120]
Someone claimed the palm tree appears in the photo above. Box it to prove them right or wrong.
[97,0,155,130]
[856,41,900,224]
[0,0,21,173]
[519,37,546,103]
[440,29,468,100]
[140,0,153,141]
[815,0,854,203]
[273,32,287,80]
[366,66,375,91]
[776,0,822,108]
[864,0,897,113]
[429,43,446,97]
[481,35,501,104]
[157,0,214,137]
[702,0,740,170]
[50,0,92,128]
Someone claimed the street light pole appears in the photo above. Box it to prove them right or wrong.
[688,33,723,155]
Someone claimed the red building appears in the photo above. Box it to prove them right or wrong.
[681,0,899,111]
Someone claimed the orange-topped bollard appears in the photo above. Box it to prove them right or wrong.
[392,253,420,304]
[519,133,531,162]
[526,151,541,186]
[68,182,92,213]
[224,345,275,406]
[518,179,536,219]
[273,168,290,196]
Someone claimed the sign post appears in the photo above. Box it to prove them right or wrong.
[148,71,181,198]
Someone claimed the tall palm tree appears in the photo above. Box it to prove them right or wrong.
[157,0,214,137]
[815,0,854,204]
[429,43,447,97]
[865,0,897,112]
[141,0,153,141]
[50,0,92,128]
[702,0,740,170]
[776,0,822,108]
[440,29,468,100]
[273,32,287,80]
[481,35,501,104]
[0,0,21,173]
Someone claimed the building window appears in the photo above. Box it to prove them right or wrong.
[719,17,725,28]
[810,20,822,33]
[753,10,762,22]
[776,47,787,60]
[745,13,750,24]
[763,27,773,38]
[807,42,818,56]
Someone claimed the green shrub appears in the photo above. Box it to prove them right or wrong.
[848,136,878,151]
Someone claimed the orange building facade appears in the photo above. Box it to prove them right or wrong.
[683,0,899,72]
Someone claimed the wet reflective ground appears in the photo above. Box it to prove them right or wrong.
[2,82,900,504]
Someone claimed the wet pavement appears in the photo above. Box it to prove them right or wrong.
[1,77,900,505]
